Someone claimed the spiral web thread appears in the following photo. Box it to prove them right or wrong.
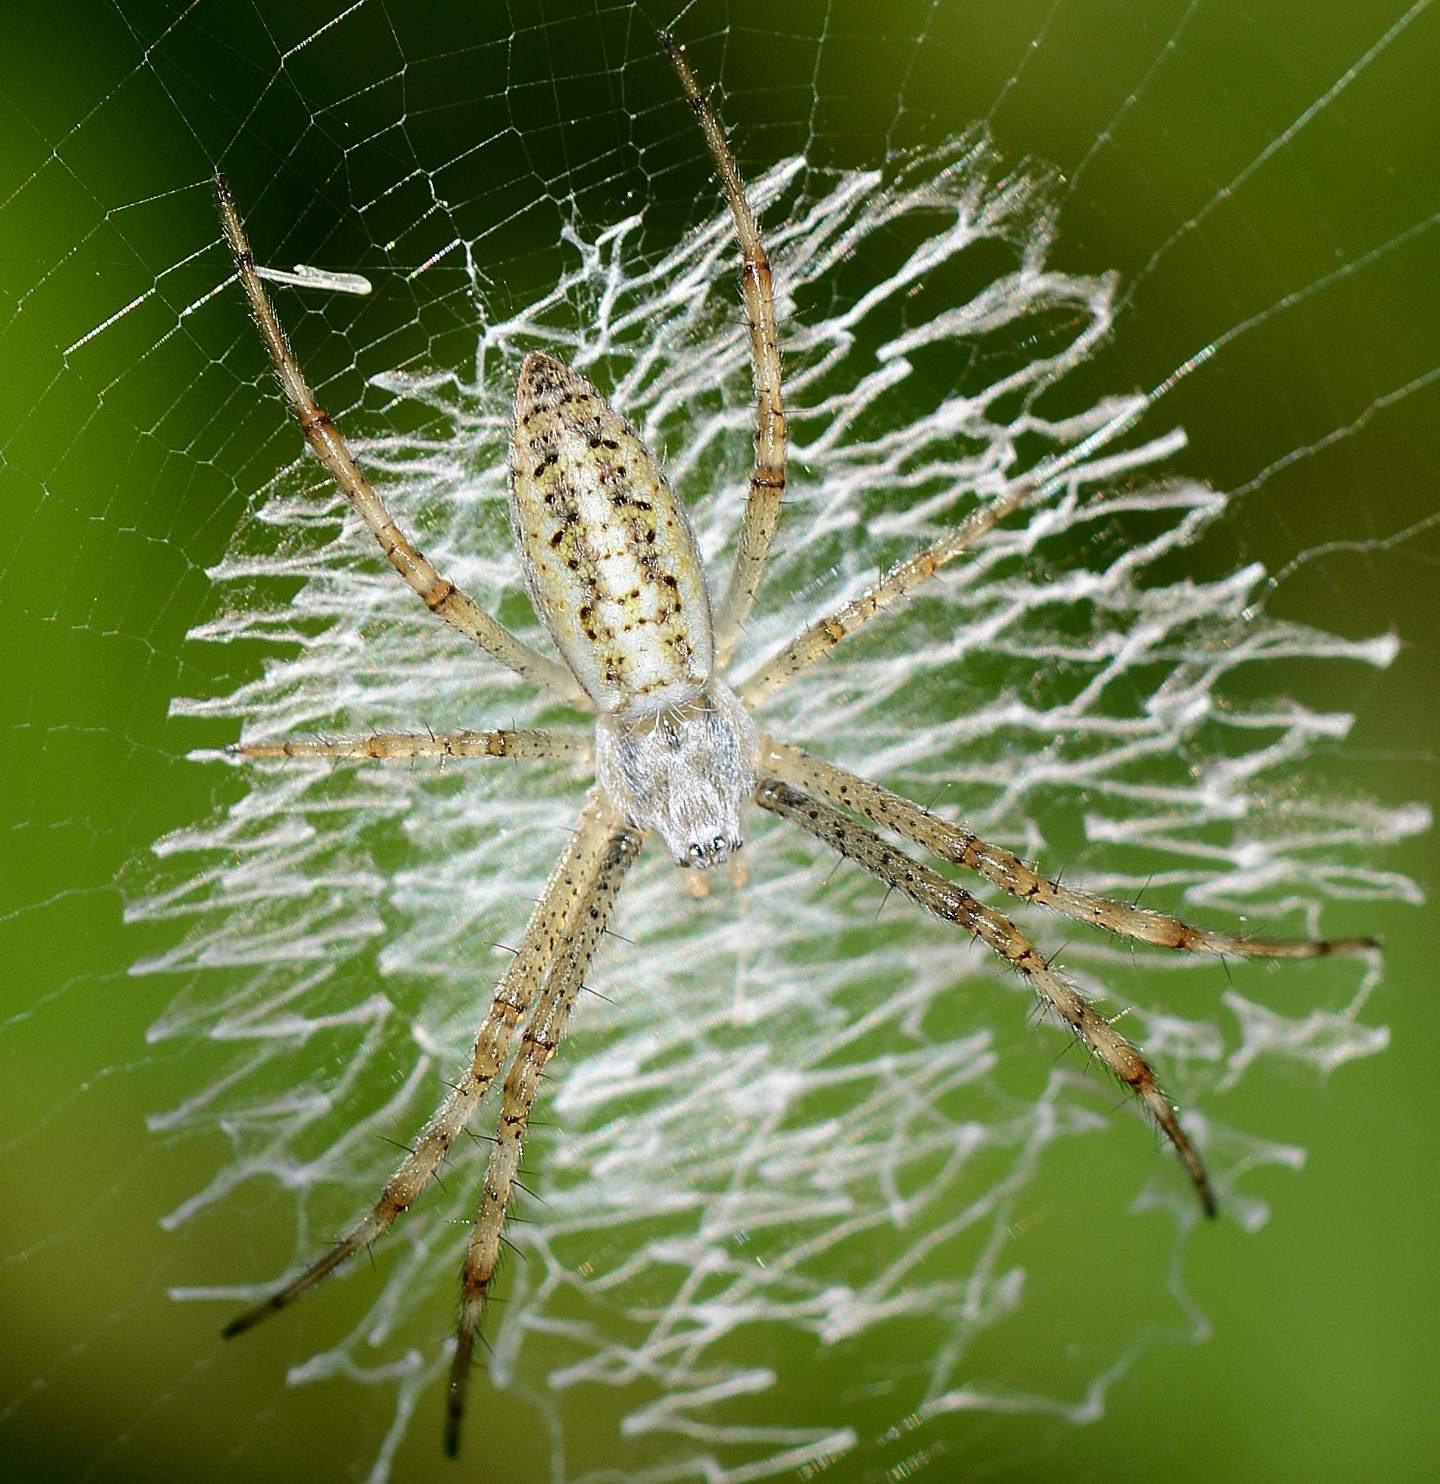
[110,104,1434,1479]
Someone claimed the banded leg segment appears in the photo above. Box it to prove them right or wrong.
[446,821,642,1456]
[215,175,588,708]
[755,777,1218,1217]
[220,792,620,1340]
[231,728,591,763]
[662,36,787,662]
[738,482,1032,708]
[762,740,1379,958]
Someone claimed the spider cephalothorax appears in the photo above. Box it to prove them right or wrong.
[595,681,757,868]
[214,30,1377,1459]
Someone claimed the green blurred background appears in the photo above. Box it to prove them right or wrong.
[2,1,1436,1480]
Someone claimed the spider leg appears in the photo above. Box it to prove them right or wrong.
[737,482,1032,707]
[754,776,1219,1216]
[446,819,642,1456]
[230,728,591,763]
[220,791,620,1340]
[760,740,1379,958]
[214,175,590,709]
[662,35,787,664]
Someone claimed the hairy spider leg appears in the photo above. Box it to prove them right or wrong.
[230,729,591,762]
[447,818,641,1456]
[221,794,619,1339]
[755,777,1219,1216]
[761,740,1380,958]
[738,481,1032,708]
[215,175,589,708]
[662,34,788,664]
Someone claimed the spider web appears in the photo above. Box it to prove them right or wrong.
[2,2,1436,1482]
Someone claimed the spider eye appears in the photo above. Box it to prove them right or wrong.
[687,842,705,864]
[711,835,727,858]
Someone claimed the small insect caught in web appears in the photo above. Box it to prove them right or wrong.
[210,29,1380,1457]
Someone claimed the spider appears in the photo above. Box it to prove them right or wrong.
[213,33,1377,1458]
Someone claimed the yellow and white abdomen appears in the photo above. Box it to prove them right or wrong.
[509,352,713,718]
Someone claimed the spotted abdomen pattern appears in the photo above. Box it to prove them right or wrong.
[509,352,714,718]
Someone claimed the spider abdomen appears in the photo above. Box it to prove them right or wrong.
[509,352,713,718]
